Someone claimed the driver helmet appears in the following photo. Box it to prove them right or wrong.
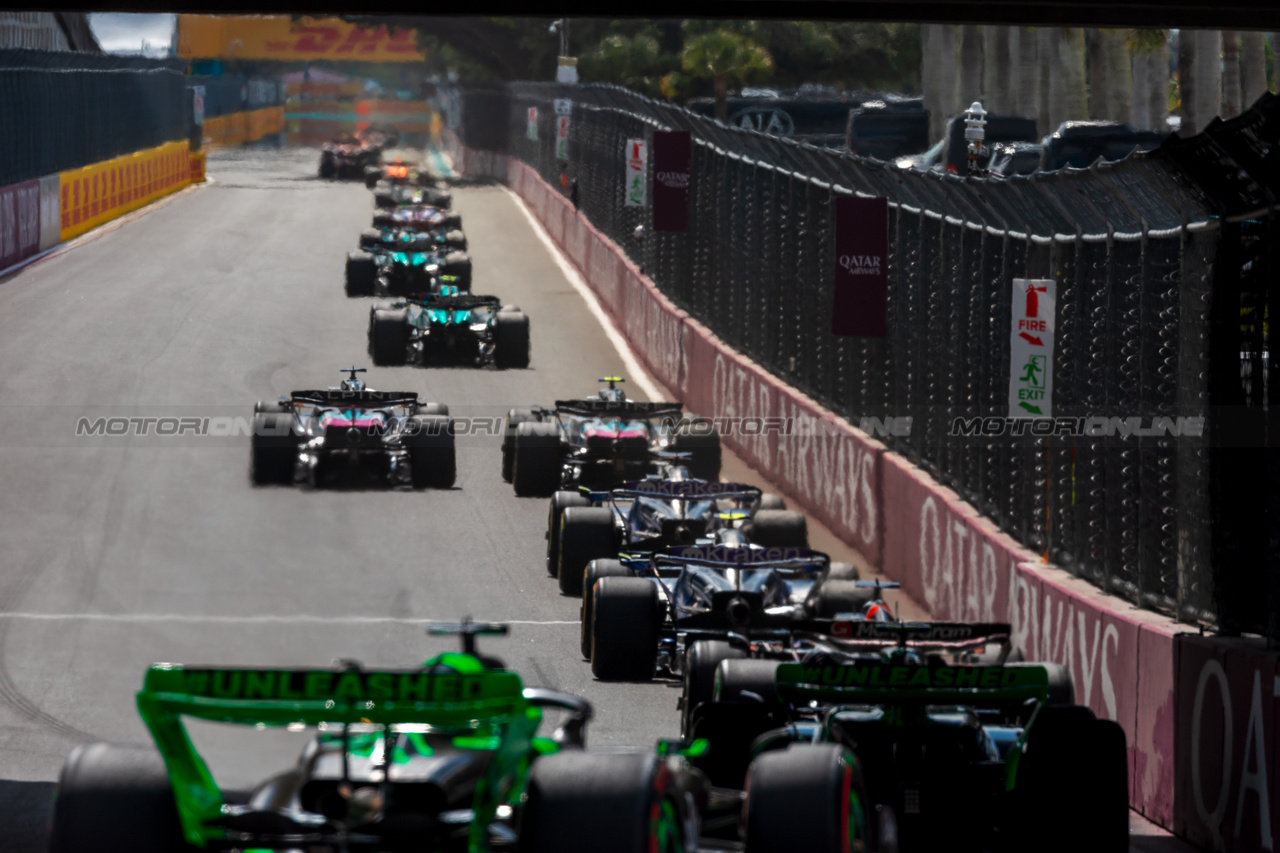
[860,601,891,622]
[341,376,367,392]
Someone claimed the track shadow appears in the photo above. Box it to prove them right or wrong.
[0,779,54,853]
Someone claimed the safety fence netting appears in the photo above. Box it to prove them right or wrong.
[0,49,188,188]
[452,82,1280,639]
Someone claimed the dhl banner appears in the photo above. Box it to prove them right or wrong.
[60,141,191,242]
[177,15,425,62]
[203,106,285,149]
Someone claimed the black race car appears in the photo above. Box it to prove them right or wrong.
[683,622,1130,853]
[500,378,721,497]
[374,182,453,211]
[345,235,472,298]
[368,291,530,369]
[250,367,455,489]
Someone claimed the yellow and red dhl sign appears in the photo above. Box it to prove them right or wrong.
[60,141,191,242]
[177,15,425,62]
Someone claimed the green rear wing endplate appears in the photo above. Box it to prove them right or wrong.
[776,662,1051,706]
[137,663,526,848]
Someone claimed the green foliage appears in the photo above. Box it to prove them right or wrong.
[681,29,774,91]
[408,17,922,100]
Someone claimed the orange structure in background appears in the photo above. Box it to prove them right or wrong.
[176,15,425,62]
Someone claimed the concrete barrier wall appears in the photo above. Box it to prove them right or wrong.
[203,106,285,149]
[453,141,1189,830]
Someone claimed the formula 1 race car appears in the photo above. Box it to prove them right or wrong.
[682,623,1130,853]
[359,225,467,255]
[318,127,397,180]
[501,378,721,497]
[374,182,453,211]
[250,367,455,488]
[371,206,464,242]
[368,291,531,369]
[545,473,809,596]
[345,239,472,297]
[579,543,880,692]
[47,621,709,853]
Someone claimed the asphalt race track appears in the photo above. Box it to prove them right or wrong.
[0,147,1193,852]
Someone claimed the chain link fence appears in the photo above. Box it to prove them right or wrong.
[0,49,188,188]
[454,81,1280,639]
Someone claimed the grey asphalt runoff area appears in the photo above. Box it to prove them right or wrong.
[0,146,1194,853]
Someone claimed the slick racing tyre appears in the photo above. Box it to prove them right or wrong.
[757,493,787,511]
[441,213,463,230]
[493,310,530,369]
[744,744,871,853]
[502,408,539,483]
[438,250,472,291]
[405,415,456,489]
[548,490,591,575]
[1006,662,1074,706]
[804,580,875,619]
[682,640,747,737]
[319,156,336,180]
[590,577,660,681]
[523,752,690,853]
[823,561,860,582]
[254,400,289,414]
[672,421,721,481]
[364,167,380,189]
[441,228,467,251]
[714,659,781,706]
[580,559,631,658]
[420,403,450,417]
[368,308,410,366]
[358,228,384,251]
[372,211,396,228]
[374,190,396,209]
[746,509,808,548]
[557,507,616,597]
[1012,705,1128,853]
[345,251,377,297]
[512,422,562,497]
[48,743,185,853]
[251,412,299,485]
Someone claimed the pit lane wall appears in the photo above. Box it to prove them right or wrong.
[444,135,1194,832]
[1,140,205,274]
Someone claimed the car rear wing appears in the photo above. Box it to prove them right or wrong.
[409,293,502,310]
[552,399,684,418]
[823,620,1012,650]
[775,659,1051,706]
[137,662,527,847]
[290,390,420,407]
[651,545,828,572]
[584,480,762,501]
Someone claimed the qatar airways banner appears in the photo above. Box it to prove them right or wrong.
[0,179,40,270]
[832,195,888,337]
[652,130,691,232]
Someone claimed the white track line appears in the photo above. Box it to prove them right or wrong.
[505,188,664,402]
[0,613,576,626]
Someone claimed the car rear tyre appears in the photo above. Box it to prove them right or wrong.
[590,577,659,681]
[502,408,538,483]
[405,415,455,489]
[358,228,384,251]
[682,640,747,737]
[744,744,870,853]
[494,311,530,369]
[442,228,467,250]
[823,561,860,582]
[254,400,288,414]
[714,659,781,706]
[438,250,472,291]
[1013,705,1128,853]
[747,509,808,548]
[523,751,688,853]
[580,559,631,658]
[672,422,721,481]
[368,308,410,366]
[345,251,377,297]
[48,743,186,853]
[374,191,396,209]
[513,422,562,497]
[251,413,298,485]
[548,490,592,576]
[557,507,616,596]
[805,579,875,618]
[1006,662,1074,706]
[757,493,787,511]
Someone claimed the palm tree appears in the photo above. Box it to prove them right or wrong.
[1011,27,1040,126]
[921,24,957,140]
[1223,31,1242,117]
[1241,31,1269,109]
[1096,30,1133,122]
[1179,29,1222,136]
[1127,29,1169,131]
[681,29,773,122]
[958,25,984,109]
[982,25,1013,114]
[581,33,664,97]
[1040,28,1088,134]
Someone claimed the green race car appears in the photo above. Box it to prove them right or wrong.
[369,290,531,369]
[47,622,702,853]
[346,230,473,298]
